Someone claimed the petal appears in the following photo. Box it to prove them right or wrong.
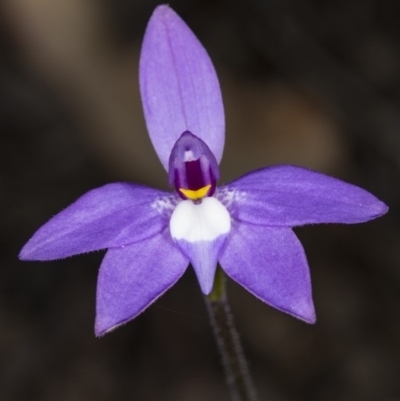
[95,229,189,336]
[170,197,231,294]
[220,222,315,323]
[20,183,178,260]
[218,165,388,227]
[139,5,225,170]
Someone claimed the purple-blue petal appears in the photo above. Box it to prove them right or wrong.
[175,235,227,295]
[218,165,388,227]
[20,183,177,261]
[95,229,189,336]
[219,222,315,323]
[139,5,225,170]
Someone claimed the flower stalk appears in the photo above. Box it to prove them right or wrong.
[205,268,258,401]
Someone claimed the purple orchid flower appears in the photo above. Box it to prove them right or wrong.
[19,5,387,336]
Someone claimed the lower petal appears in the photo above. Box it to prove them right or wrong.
[174,235,227,294]
[95,229,189,336]
[170,197,231,294]
[219,222,315,323]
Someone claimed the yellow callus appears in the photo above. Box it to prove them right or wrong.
[179,185,211,200]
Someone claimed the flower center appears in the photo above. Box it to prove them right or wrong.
[179,183,212,201]
[168,131,219,201]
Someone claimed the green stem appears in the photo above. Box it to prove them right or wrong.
[205,267,258,401]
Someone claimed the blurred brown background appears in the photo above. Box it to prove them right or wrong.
[0,0,399,400]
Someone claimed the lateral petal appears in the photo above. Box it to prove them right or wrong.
[218,165,388,227]
[95,229,189,336]
[20,183,177,260]
[170,197,231,294]
[139,5,225,170]
[220,222,315,323]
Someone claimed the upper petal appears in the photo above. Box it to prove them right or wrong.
[95,229,189,336]
[20,183,177,260]
[219,222,315,323]
[218,165,388,227]
[139,5,225,170]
